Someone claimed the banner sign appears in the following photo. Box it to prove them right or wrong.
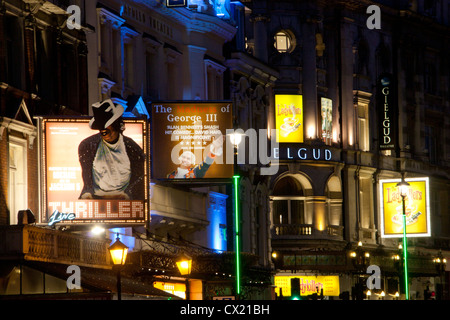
[275,95,303,143]
[41,118,148,225]
[274,275,340,297]
[151,101,233,180]
[379,177,431,238]
[320,97,332,145]
[378,73,397,150]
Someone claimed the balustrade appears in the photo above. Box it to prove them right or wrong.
[0,225,111,268]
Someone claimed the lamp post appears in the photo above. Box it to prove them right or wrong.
[108,234,128,300]
[229,131,243,298]
[433,250,447,300]
[350,241,370,300]
[396,176,410,300]
[176,254,193,300]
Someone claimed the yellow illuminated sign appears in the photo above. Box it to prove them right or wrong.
[275,95,303,143]
[153,281,186,299]
[380,178,431,238]
[274,275,340,297]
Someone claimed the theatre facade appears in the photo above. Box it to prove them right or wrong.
[1,0,450,300]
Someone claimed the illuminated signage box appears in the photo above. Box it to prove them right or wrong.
[151,101,233,180]
[274,275,340,297]
[275,95,303,143]
[41,117,148,225]
[379,177,431,238]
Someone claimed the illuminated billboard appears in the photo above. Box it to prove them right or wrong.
[274,275,340,297]
[275,95,303,143]
[150,101,233,180]
[379,177,431,238]
[41,117,148,225]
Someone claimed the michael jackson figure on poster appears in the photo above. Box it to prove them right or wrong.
[78,99,145,200]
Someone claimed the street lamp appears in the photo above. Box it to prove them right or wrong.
[176,254,193,300]
[396,176,410,300]
[229,130,243,297]
[108,234,128,300]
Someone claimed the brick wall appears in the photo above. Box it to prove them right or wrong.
[0,135,8,225]
[27,135,39,220]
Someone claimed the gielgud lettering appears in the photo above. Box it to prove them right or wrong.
[273,147,332,161]
[382,86,391,145]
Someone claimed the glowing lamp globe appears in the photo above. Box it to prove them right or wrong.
[109,235,128,266]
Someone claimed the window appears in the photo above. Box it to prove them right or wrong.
[9,138,27,225]
[205,59,226,100]
[4,15,23,89]
[357,104,369,151]
[97,8,125,81]
[122,26,139,90]
[424,125,437,164]
[274,30,295,53]
[271,176,307,234]
[325,176,343,227]
[424,62,437,94]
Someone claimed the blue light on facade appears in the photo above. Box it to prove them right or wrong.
[207,192,228,252]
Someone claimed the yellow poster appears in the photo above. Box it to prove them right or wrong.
[274,275,340,297]
[380,178,431,238]
[275,95,303,143]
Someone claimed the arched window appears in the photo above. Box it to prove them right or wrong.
[325,176,343,227]
[272,176,307,227]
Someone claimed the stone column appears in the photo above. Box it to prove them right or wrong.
[302,19,318,140]
[251,14,269,63]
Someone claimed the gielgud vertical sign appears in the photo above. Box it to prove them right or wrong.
[378,73,397,150]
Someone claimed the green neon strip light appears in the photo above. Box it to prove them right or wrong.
[402,213,409,300]
[233,175,241,296]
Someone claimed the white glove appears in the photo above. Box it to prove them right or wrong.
[210,134,224,156]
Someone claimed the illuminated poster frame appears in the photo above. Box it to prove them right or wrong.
[275,94,303,143]
[320,97,332,145]
[274,275,340,297]
[150,101,233,180]
[379,177,431,238]
[40,117,149,225]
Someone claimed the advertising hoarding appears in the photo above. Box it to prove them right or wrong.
[379,177,431,238]
[150,101,233,180]
[41,117,148,225]
[274,275,340,297]
[275,95,303,143]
